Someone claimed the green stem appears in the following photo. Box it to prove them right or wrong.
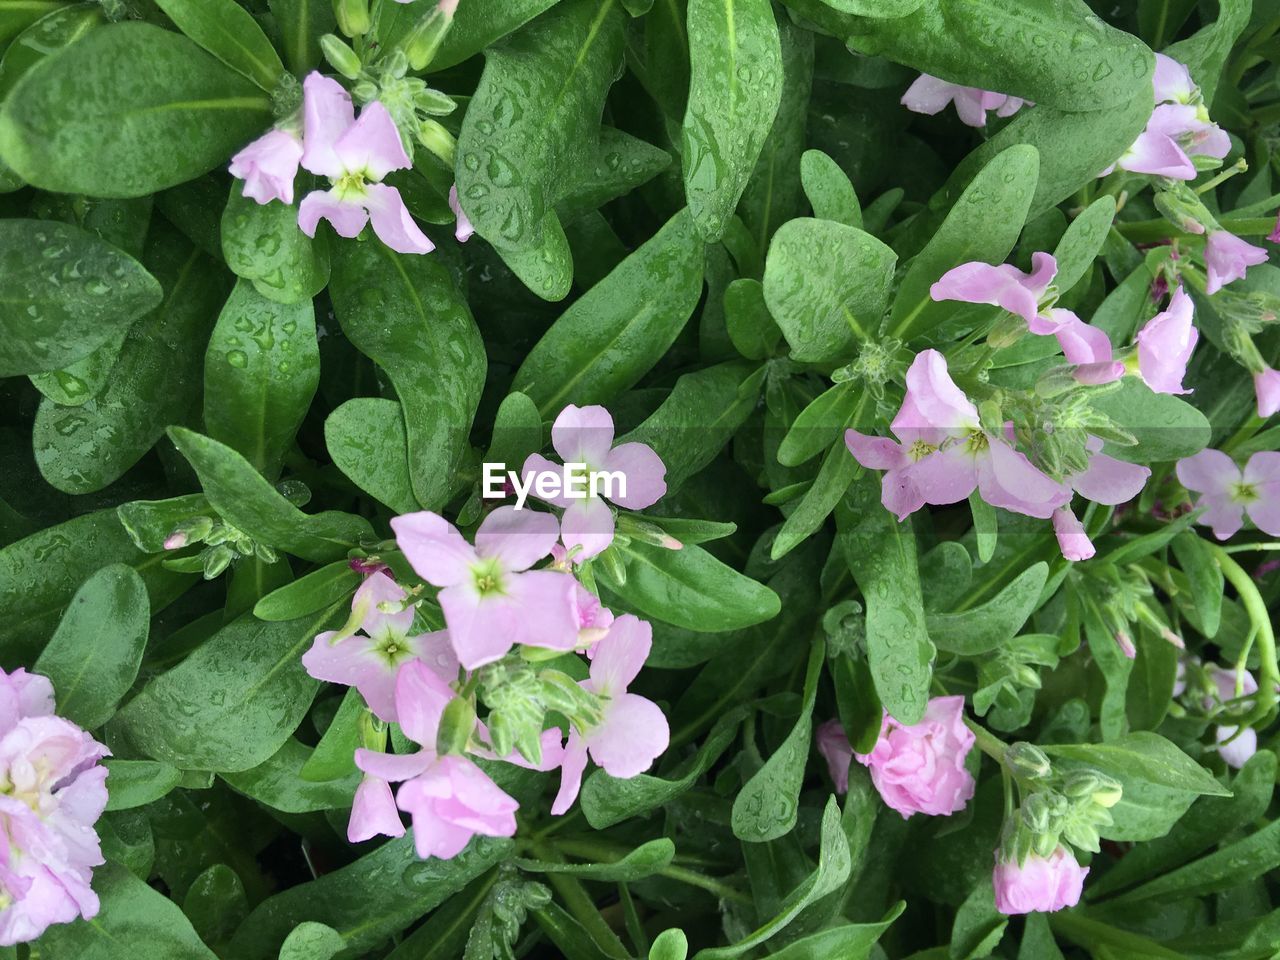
[658,864,754,904]
[537,858,630,959]
[1208,544,1280,726]
[964,716,1009,764]
[1222,541,1280,552]
[1116,216,1276,243]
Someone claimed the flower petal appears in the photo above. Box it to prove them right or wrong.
[334,101,412,180]
[550,733,589,816]
[391,511,477,587]
[298,188,369,239]
[363,182,435,255]
[602,442,667,509]
[1176,448,1240,496]
[474,504,560,571]
[560,496,616,562]
[588,614,651,695]
[551,404,616,466]
[977,438,1071,519]
[300,72,355,178]
[586,693,669,779]
[393,659,456,748]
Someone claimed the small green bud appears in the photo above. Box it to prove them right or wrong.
[320,34,363,79]
[436,696,476,756]
[1062,771,1101,799]
[415,88,459,116]
[334,0,371,37]
[417,117,457,167]
[203,544,235,579]
[1006,742,1052,780]
[351,80,379,104]
[401,0,459,71]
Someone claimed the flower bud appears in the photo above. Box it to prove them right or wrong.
[402,0,459,71]
[1006,742,1052,780]
[415,88,459,116]
[436,696,477,756]
[334,0,371,37]
[320,34,363,79]
[1062,771,1101,799]
[203,544,235,579]
[417,117,457,166]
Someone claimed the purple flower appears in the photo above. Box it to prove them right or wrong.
[347,774,405,843]
[449,185,474,243]
[816,719,854,794]
[391,507,580,669]
[901,74,1029,127]
[1153,53,1195,104]
[1176,448,1280,539]
[993,847,1089,915]
[521,405,667,561]
[1205,231,1268,295]
[301,571,456,722]
[845,350,1071,521]
[1114,127,1195,179]
[930,252,1058,328]
[1204,665,1259,768]
[0,669,108,946]
[1254,367,1280,417]
[1046,309,1125,384]
[297,73,434,255]
[854,696,976,819]
[229,128,304,205]
[551,616,669,815]
[1135,286,1198,394]
[353,661,520,859]
[1053,439,1153,561]
[1052,508,1095,562]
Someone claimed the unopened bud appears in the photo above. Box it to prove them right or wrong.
[402,0,459,71]
[415,88,459,116]
[1021,793,1051,833]
[1092,775,1123,808]
[320,34,363,79]
[1006,742,1052,780]
[1114,630,1136,659]
[436,696,476,756]
[334,0,371,37]
[203,544,235,579]
[417,117,456,166]
[1062,771,1102,799]
[164,515,213,551]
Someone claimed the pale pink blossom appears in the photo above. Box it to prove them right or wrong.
[1053,439,1152,561]
[993,847,1089,915]
[1215,726,1258,768]
[815,719,854,794]
[572,582,614,647]
[1254,367,1280,417]
[391,507,580,668]
[845,350,1070,521]
[551,616,669,815]
[522,405,667,561]
[347,774,405,843]
[854,695,976,819]
[449,185,474,242]
[901,74,1029,127]
[297,73,434,255]
[1047,310,1124,384]
[229,128,304,205]
[301,571,456,722]
[1114,630,1137,659]
[1176,449,1280,539]
[1153,54,1195,104]
[352,661,519,858]
[1205,232,1268,295]
[1053,508,1095,561]
[1135,286,1198,394]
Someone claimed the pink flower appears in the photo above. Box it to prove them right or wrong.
[930,252,1058,328]
[522,405,667,561]
[1215,726,1258,768]
[1047,310,1124,384]
[1254,367,1280,417]
[901,74,1029,127]
[0,671,109,946]
[347,774,405,843]
[1147,103,1230,161]
[1053,439,1152,561]
[1269,213,1280,244]
[993,847,1089,915]
[229,128,304,205]
[353,661,519,858]
[551,616,669,815]
[1114,128,1195,179]
[854,695,976,819]
[815,719,854,794]
[1153,53,1195,104]
[391,507,580,669]
[1135,286,1198,394]
[297,73,434,255]
[1176,449,1280,539]
[845,350,1070,521]
[1053,508,1095,561]
[572,582,614,647]
[1109,55,1228,181]
[1205,231,1268,295]
[301,571,457,722]
[449,185,474,243]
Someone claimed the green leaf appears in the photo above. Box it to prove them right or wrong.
[0,509,189,661]
[599,540,780,633]
[581,707,745,829]
[0,1,63,46]
[732,639,823,841]
[152,0,285,90]
[114,606,339,772]
[927,563,1048,655]
[765,906,903,960]
[0,22,271,197]
[1111,818,1280,904]
[221,189,330,305]
[103,759,183,812]
[515,838,676,881]
[299,688,364,782]
[771,439,859,560]
[950,880,1006,960]
[1043,732,1231,797]
[183,865,249,952]
[778,381,863,467]
[1164,0,1251,105]
[228,834,512,958]
[682,0,783,240]
[724,279,781,360]
[329,238,486,511]
[890,145,1040,341]
[34,563,149,729]
[800,148,860,228]
[763,218,896,362]
[169,427,372,563]
[1090,378,1212,464]
[117,494,212,553]
[222,738,360,813]
[837,473,934,725]
[512,208,705,416]
[380,0,558,73]
[254,561,360,622]
[33,226,226,494]
[969,492,998,564]
[693,797,852,960]
[267,0,336,75]
[650,929,689,960]
[324,398,419,515]
[1170,531,1222,637]
[204,280,318,479]
[1050,195,1115,294]
[0,219,161,377]
[278,922,346,960]
[454,0,625,300]
[37,863,217,959]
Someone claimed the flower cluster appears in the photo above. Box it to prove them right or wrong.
[901,74,1031,127]
[1177,448,1280,541]
[303,406,671,860]
[0,669,109,945]
[1112,54,1230,179]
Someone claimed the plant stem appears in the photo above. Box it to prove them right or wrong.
[1116,216,1276,243]
[1208,544,1280,726]
[964,716,1009,764]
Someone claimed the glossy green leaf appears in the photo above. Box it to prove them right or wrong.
[682,0,783,240]
[764,218,895,362]
[103,759,183,812]
[324,398,419,515]
[799,148,860,227]
[1111,818,1280,904]
[724,279,781,360]
[1044,733,1231,797]
[512,208,705,416]
[0,3,104,100]
[253,561,359,622]
[1170,531,1222,637]
[650,930,689,960]
[515,838,675,881]
[1090,378,1212,464]
[766,906,903,960]
[278,922,346,960]
[222,737,360,812]
[0,219,161,377]
[204,280,318,479]
[329,238,486,511]
[267,0,336,75]
[0,1,63,46]
[928,563,1048,655]
[778,381,863,467]
[152,0,285,89]
[169,427,373,563]
[34,563,148,728]
[0,22,272,197]
[1051,195,1115,294]
[298,687,363,782]
[221,189,330,305]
